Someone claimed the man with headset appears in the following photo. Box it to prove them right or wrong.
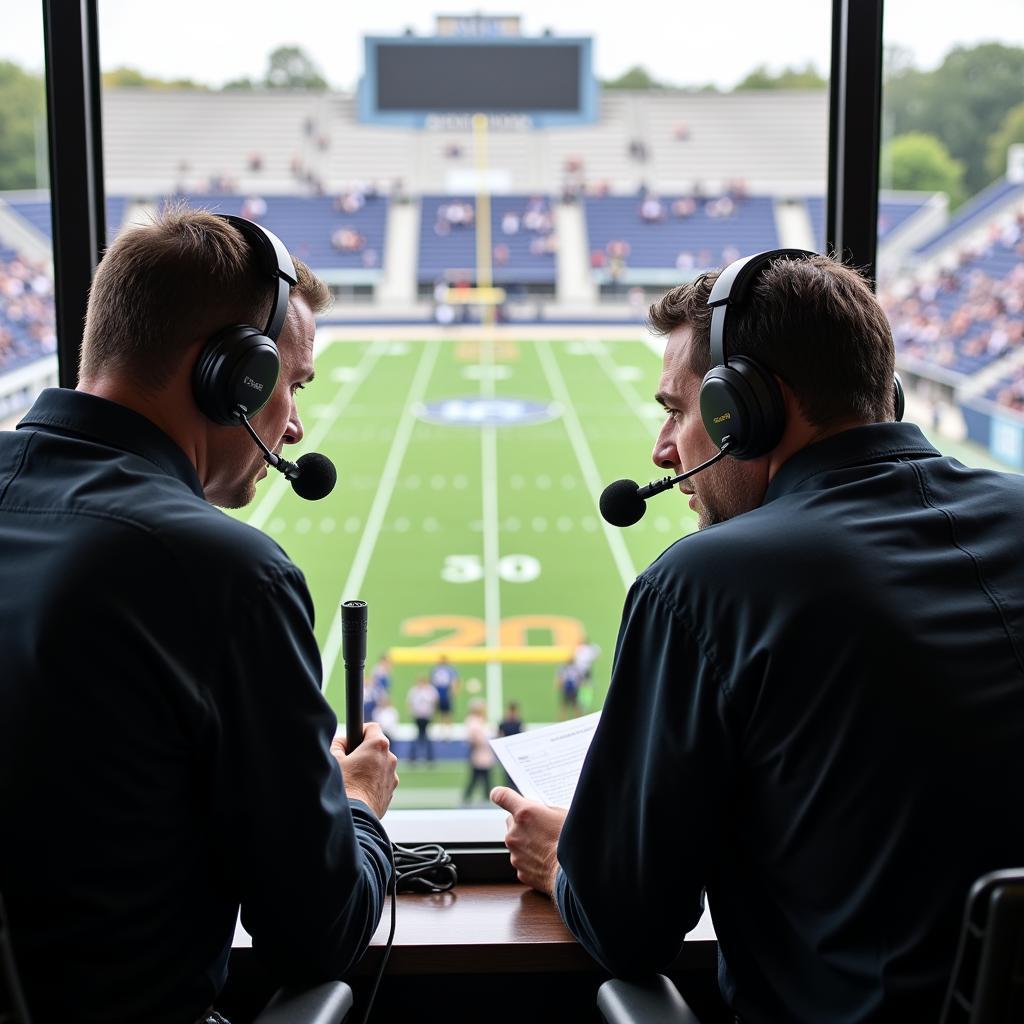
[492,251,1024,1022]
[0,207,398,1023]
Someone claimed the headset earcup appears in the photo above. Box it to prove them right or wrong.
[699,357,784,459]
[192,326,280,425]
[893,372,905,422]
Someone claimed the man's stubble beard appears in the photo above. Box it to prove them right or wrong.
[694,459,758,530]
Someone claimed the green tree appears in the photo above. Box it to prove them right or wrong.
[102,66,204,90]
[735,63,826,90]
[881,132,966,206]
[602,65,665,90]
[884,42,1024,195]
[986,102,1024,181]
[263,46,326,90]
[0,61,46,190]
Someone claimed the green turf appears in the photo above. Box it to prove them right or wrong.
[239,336,693,734]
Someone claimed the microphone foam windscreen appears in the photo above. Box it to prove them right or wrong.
[599,478,646,528]
[291,452,337,501]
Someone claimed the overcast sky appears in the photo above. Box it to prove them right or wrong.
[4,0,1023,90]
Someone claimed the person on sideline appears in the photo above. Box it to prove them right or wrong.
[492,251,1024,1024]
[0,208,398,1024]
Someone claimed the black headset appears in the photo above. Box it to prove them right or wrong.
[698,248,905,459]
[191,214,298,426]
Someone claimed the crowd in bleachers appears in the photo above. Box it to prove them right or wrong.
[880,214,1024,385]
[0,249,56,374]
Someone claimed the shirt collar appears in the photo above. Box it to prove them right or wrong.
[764,421,941,505]
[17,388,206,498]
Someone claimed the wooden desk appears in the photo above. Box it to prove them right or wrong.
[355,882,717,975]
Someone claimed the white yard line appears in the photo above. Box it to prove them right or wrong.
[587,339,664,429]
[480,338,504,724]
[321,340,441,694]
[535,340,637,590]
[247,340,385,532]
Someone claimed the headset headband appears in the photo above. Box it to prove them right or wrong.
[707,248,817,368]
[217,214,298,342]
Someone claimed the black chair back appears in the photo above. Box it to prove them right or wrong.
[0,892,31,1024]
[941,868,1024,1024]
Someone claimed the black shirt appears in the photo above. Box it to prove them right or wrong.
[0,389,392,1024]
[556,422,1024,1023]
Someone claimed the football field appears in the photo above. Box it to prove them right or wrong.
[238,331,695,733]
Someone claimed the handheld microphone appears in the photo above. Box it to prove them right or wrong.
[599,441,731,528]
[236,409,337,500]
[342,600,368,751]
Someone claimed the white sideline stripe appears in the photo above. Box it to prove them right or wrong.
[322,340,441,694]
[246,341,385,532]
[480,338,504,723]
[588,339,662,427]
[535,341,637,590]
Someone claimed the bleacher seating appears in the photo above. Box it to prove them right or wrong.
[5,196,127,245]
[807,193,933,251]
[914,177,1024,258]
[175,193,388,272]
[582,193,777,275]
[883,227,1024,379]
[418,195,557,286]
[0,246,56,374]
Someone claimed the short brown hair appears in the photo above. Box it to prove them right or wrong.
[647,254,896,427]
[80,204,331,389]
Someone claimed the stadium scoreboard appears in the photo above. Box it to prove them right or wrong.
[359,35,597,127]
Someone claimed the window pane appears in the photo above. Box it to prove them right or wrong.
[0,7,56,427]
[880,3,1024,472]
[95,1,830,818]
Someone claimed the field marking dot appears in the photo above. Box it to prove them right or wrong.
[387,342,410,355]
[561,474,577,489]
[452,474,468,490]
[470,520,483,532]
[344,517,362,533]
[394,517,410,533]
[654,516,671,532]
[535,474,551,490]
[430,474,446,490]
[531,516,548,532]
[581,516,598,532]
[405,474,421,489]
[557,516,574,532]
[319,518,336,534]
[510,474,525,490]
[423,517,439,533]
[505,516,521,532]
[295,517,312,534]
[330,366,358,382]
[267,517,286,534]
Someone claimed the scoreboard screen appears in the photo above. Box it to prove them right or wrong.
[360,36,596,126]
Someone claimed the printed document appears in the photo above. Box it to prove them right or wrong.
[489,712,601,808]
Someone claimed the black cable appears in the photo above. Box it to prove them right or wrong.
[357,842,456,1024]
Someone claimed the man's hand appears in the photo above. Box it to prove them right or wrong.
[331,723,399,820]
[490,786,567,896]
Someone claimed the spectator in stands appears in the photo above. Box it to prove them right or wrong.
[673,121,691,142]
[639,194,665,223]
[371,694,400,745]
[494,242,510,267]
[0,252,56,374]
[492,251,1024,1023]
[240,194,267,221]
[501,210,520,235]
[246,151,264,173]
[331,227,365,253]
[0,207,398,1022]
[671,196,697,219]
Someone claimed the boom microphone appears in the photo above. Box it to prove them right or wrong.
[599,442,731,528]
[237,410,337,500]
